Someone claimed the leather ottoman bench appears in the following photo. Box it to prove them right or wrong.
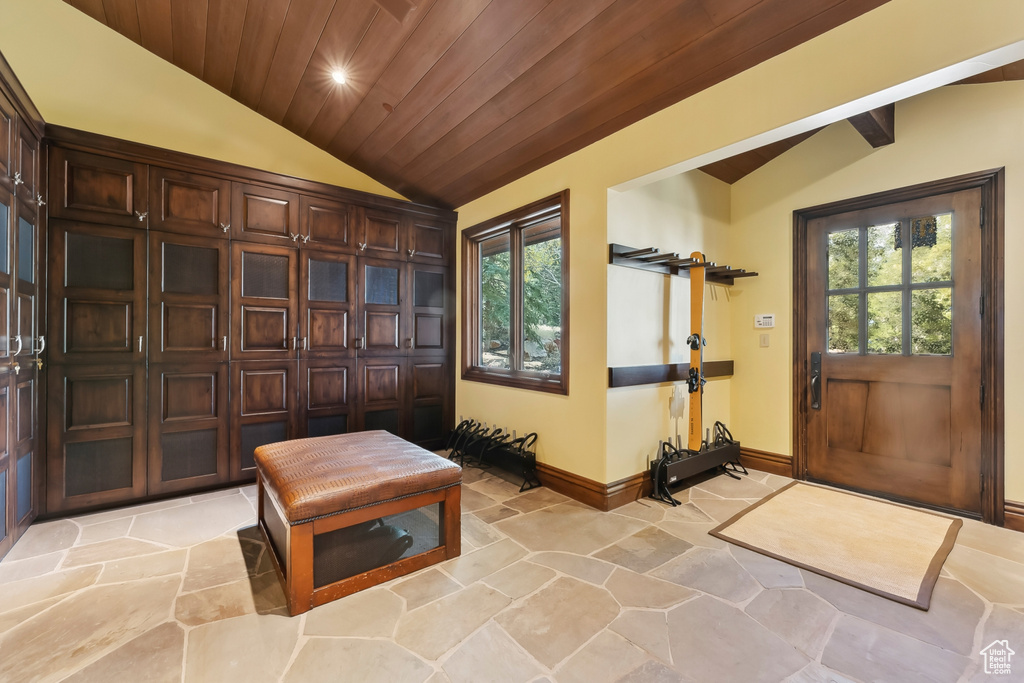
[254,430,462,616]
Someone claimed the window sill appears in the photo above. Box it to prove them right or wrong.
[461,367,568,395]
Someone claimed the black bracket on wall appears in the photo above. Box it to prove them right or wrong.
[609,243,758,286]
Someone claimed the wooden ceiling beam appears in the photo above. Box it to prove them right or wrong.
[847,103,895,148]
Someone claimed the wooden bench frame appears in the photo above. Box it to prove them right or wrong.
[257,471,461,616]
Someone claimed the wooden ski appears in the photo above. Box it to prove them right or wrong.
[686,251,706,452]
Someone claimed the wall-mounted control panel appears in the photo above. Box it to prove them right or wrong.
[754,314,775,328]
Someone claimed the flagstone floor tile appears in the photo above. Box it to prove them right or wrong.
[0,471,1021,682]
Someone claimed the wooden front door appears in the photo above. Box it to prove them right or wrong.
[804,188,983,514]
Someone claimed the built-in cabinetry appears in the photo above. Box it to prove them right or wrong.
[44,130,455,515]
[0,61,44,560]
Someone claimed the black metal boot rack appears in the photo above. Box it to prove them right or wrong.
[445,418,542,493]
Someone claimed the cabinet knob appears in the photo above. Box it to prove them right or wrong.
[11,361,18,375]
[35,358,42,371]
[300,337,307,350]
[290,233,300,242]
[404,338,413,349]
[135,211,148,222]
[302,234,311,243]
[407,249,416,259]
[220,223,230,233]
[358,242,367,251]
[12,172,22,187]
[354,336,364,349]
[36,194,45,206]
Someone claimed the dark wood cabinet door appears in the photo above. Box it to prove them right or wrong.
[359,207,406,261]
[231,360,296,481]
[15,123,38,204]
[409,263,448,357]
[48,222,147,365]
[0,188,13,372]
[358,257,405,357]
[150,231,229,364]
[300,195,355,252]
[46,363,147,513]
[408,216,450,265]
[49,148,148,227]
[12,366,38,529]
[0,90,13,189]
[357,357,405,438]
[300,358,354,439]
[231,182,299,245]
[300,250,355,359]
[14,198,38,368]
[0,376,11,558]
[409,357,449,449]
[231,242,298,361]
[149,362,228,494]
[150,167,231,238]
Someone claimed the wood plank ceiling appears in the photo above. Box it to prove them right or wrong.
[63,0,890,208]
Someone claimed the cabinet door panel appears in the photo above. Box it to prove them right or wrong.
[231,243,297,361]
[409,216,449,264]
[357,357,406,439]
[49,148,148,227]
[47,364,147,513]
[358,258,405,357]
[300,359,353,439]
[14,201,37,364]
[0,189,12,367]
[150,167,230,238]
[300,195,354,251]
[410,358,448,449]
[360,208,404,260]
[410,264,448,356]
[13,368,36,526]
[49,223,146,365]
[149,363,228,494]
[16,125,38,202]
[150,232,228,363]
[300,250,355,359]
[0,91,12,184]
[231,182,299,245]
[231,361,296,480]
[0,379,9,559]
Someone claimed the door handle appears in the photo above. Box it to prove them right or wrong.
[12,335,22,356]
[404,338,413,349]
[222,335,228,352]
[810,351,822,410]
[34,335,45,354]
[138,335,144,353]
[300,337,307,350]
[354,336,364,349]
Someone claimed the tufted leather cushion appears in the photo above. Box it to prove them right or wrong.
[255,431,462,525]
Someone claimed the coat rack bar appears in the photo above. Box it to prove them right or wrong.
[608,360,735,388]
[609,243,757,286]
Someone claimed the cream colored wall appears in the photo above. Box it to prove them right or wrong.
[606,171,734,480]
[729,80,1024,501]
[0,0,403,199]
[455,0,1024,487]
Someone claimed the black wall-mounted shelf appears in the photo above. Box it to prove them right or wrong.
[608,361,734,388]
[609,243,758,286]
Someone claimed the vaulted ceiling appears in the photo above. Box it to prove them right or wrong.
[63,0,889,208]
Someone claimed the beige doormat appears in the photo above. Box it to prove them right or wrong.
[710,481,962,609]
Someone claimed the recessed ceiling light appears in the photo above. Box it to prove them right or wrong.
[331,70,347,85]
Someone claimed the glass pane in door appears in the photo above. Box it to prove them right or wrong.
[911,214,952,283]
[866,222,901,287]
[828,294,859,353]
[827,229,858,290]
[365,265,398,306]
[867,291,902,354]
[912,288,952,355]
[0,202,8,275]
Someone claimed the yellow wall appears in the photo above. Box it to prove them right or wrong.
[729,80,1024,501]
[0,0,403,199]
[606,171,734,481]
[454,0,1024,488]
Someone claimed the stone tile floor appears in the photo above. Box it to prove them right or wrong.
[1,464,1023,682]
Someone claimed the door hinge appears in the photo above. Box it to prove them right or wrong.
[980,382,985,407]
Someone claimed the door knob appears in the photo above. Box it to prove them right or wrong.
[810,351,822,410]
